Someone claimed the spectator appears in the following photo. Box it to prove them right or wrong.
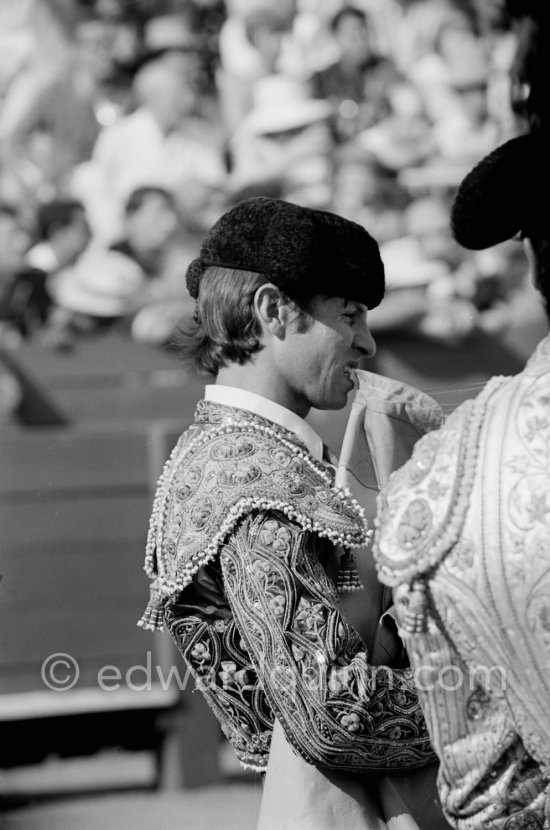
[47,186,195,347]
[311,5,399,144]
[354,74,435,172]
[110,186,182,274]
[432,63,500,166]
[27,198,92,276]
[290,0,343,76]
[111,185,197,344]
[0,6,132,206]
[71,49,227,244]
[0,202,51,346]
[227,74,334,209]
[46,247,146,344]
[387,0,482,76]
[177,0,227,98]
[388,0,495,147]
[217,1,300,134]
[75,11,141,123]
[368,195,478,343]
[402,12,501,170]
[333,76,434,232]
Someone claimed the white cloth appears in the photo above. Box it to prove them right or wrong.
[258,719,447,830]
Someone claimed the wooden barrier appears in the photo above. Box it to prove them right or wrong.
[0,334,225,789]
[0,418,223,788]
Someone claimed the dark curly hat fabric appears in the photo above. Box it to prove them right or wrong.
[451,132,548,250]
[186,197,385,308]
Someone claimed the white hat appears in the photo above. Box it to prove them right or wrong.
[229,0,296,20]
[244,75,333,136]
[49,250,147,317]
[144,14,195,51]
[380,237,449,289]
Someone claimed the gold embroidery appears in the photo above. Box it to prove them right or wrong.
[218,513,435,772]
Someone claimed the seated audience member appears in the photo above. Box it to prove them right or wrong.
[71,50,226,244]
[111,185,196,344]
[217,0,299,134]
[311,5,398,145]
[177,1,227,98]
[46,247,146,345]
[389,0,483,79]
[333,77,436,231]
[354,76,436,174]
[331,155,407,238]
[430,61,501,168]
[27,198,92,276]
[386,0,499,158]
[111,186,184,277]
[47,186,194,346]
[0,0,98,205]
[228,74,334,209]
[0,202,51,346]
[375,131,550,829]
[290,0,342,77]
[369,192,531,350]
[369,195,480,343]
[0,8,139,211]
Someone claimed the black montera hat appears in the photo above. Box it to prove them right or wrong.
[185,197,385,308]
[451,131,549,249]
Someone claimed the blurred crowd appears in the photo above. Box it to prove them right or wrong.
[0,0,534,377]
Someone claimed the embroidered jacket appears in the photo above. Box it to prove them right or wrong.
[140,399,435,773]
[375,334,550,829]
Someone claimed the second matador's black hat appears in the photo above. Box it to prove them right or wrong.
[185,197,385,308]
[451,131,549,249]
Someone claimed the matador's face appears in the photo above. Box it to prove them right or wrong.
[278,294,376,415]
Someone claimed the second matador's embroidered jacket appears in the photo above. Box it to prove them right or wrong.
[374,333,550,829]
[139,399,435,773]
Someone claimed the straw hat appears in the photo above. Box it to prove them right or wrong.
[244,75,333,136]
[144,14,196,52]
[49,250,147,317]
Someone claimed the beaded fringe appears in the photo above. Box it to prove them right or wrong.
[140,417,371,628]
[239,759,266,773]
[399,579,428,633]
[137,603,166,631]
[138,487,369,629]
[337,550,364,592]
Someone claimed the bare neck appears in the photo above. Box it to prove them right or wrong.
[215,360,310,419]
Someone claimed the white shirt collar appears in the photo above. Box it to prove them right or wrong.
[204,384,324,462]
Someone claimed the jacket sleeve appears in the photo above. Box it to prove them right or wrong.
[219,510,436,773]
